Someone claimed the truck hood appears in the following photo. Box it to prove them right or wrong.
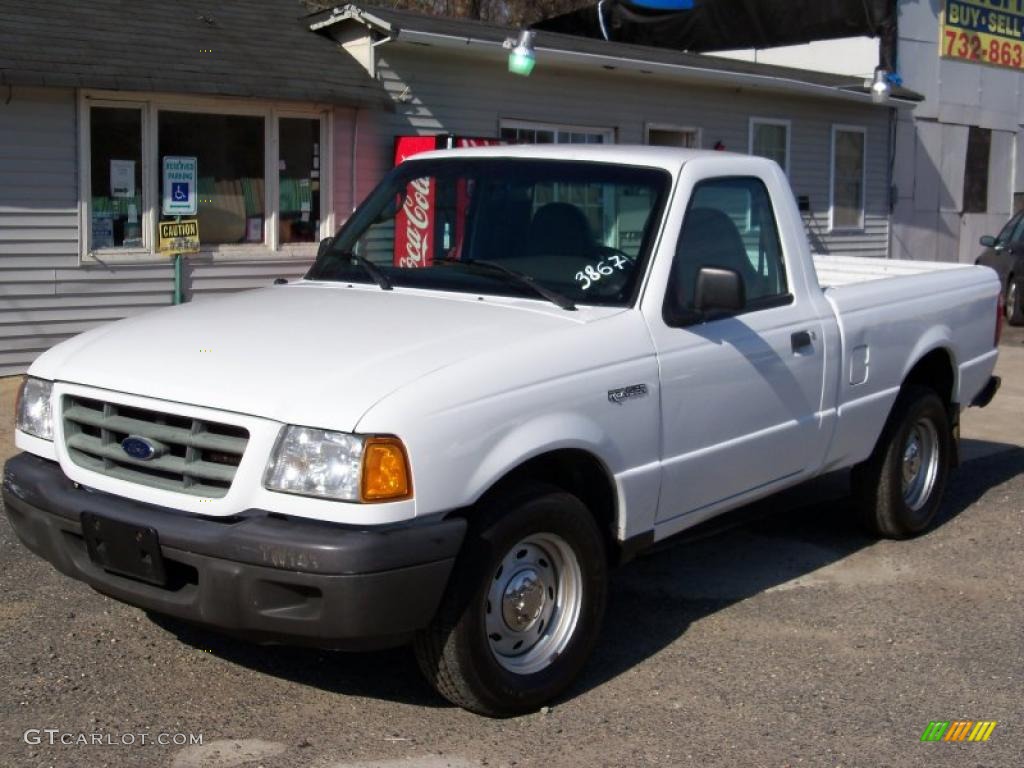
[32,282,611,431]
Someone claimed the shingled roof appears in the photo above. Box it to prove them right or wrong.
[0,0,388,107]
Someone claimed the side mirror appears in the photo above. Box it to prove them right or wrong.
[979,235,997,248]
[694,266,745,316]
[317,236,334,259]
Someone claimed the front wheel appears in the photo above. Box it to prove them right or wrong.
[1007,276,1024,326]
[414,486,607,716]
[852,386,952,538]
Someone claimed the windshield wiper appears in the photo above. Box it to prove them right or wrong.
[341,251,393,291]
[439,258,576,311]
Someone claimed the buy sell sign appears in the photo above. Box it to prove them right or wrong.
[942,0,1024,70]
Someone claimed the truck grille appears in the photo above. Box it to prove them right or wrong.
[62,395,249,498]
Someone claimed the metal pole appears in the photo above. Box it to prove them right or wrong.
[171,214,184,305]
[173,252,183,305]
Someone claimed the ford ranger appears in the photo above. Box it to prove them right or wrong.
[3,146,1003,716]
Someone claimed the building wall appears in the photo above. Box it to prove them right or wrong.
[891,0,1021,263]
[0,87,345,376]
[713,37,878,79]
[353,44,894,259]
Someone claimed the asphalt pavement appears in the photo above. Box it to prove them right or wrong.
[0,329,1021,768]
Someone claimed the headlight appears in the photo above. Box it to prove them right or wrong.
[16,377,54,441]
[263,426,411,503]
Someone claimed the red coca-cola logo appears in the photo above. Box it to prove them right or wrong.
[398,176,432,269]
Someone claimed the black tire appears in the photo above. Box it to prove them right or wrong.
[414,485,607,717]
[851,385,952,539]
[1007,275,1024,326]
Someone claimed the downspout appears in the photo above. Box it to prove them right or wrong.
[351,107,360,213]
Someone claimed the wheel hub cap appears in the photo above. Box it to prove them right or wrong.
[501,569,545,632]
[903,437,922,485]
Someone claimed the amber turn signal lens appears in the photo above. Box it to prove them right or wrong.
[361,438,412,502]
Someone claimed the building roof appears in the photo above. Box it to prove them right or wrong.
[310,4,922,105]
[0,0,388,107]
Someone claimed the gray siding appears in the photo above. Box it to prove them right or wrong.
[0,88,319,375]
[0,87,81,375]
[357,45,892,258]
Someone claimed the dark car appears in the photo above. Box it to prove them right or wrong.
[977,212,1024,325]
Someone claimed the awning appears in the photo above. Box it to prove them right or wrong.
[537,0,895,54]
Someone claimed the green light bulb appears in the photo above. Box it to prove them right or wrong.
[508,51,536,76]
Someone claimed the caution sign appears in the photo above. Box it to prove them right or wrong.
[158,219,201,254]
[942,0,1024,71]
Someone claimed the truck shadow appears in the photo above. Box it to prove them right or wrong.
[569,443,1024,700]
[146,612,445,706]
[149,445,1024,711]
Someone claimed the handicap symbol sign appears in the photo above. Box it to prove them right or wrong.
[162,156,197,215]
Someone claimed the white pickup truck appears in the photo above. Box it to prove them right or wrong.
[5,147,1003,716]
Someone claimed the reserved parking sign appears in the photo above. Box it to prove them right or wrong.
[162,156,197,216]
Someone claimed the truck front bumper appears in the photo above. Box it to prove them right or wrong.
[2,452,465,650]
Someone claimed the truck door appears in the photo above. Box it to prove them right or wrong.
[648,174,827,523]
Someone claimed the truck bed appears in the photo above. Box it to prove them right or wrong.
[812,254,976,289]
[813,253,999,473]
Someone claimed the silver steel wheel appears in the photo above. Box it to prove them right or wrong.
[901,418,940,511]
[484,532,583,676]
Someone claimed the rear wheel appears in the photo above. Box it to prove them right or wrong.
[1007,275,1024,326]
[414,486,607,717]
[852,386,952,538]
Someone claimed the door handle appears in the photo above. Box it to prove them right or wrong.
[791,330,815,353]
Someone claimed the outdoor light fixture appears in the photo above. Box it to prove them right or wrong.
[870,67,892,103]
[504,29,536,76]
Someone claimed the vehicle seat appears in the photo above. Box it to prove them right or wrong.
[526,202,594,259]
[672,207,757,310]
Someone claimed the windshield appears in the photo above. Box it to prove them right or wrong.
[307,158,672,307]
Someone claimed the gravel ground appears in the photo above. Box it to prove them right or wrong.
[0,332,1021,768]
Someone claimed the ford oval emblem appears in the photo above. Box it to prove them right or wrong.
[121,436,163,461]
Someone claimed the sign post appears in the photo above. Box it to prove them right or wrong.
[161,157,198,305]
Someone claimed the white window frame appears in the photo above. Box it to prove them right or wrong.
[645,123,702,149]
[498,118,615,144]
[78,90,334,263]
[748,117,791,176]
[274,108,335,254]
[829,124,867,233]
[78,96,153,261]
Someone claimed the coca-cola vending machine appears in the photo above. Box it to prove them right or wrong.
[393,134,503,267]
